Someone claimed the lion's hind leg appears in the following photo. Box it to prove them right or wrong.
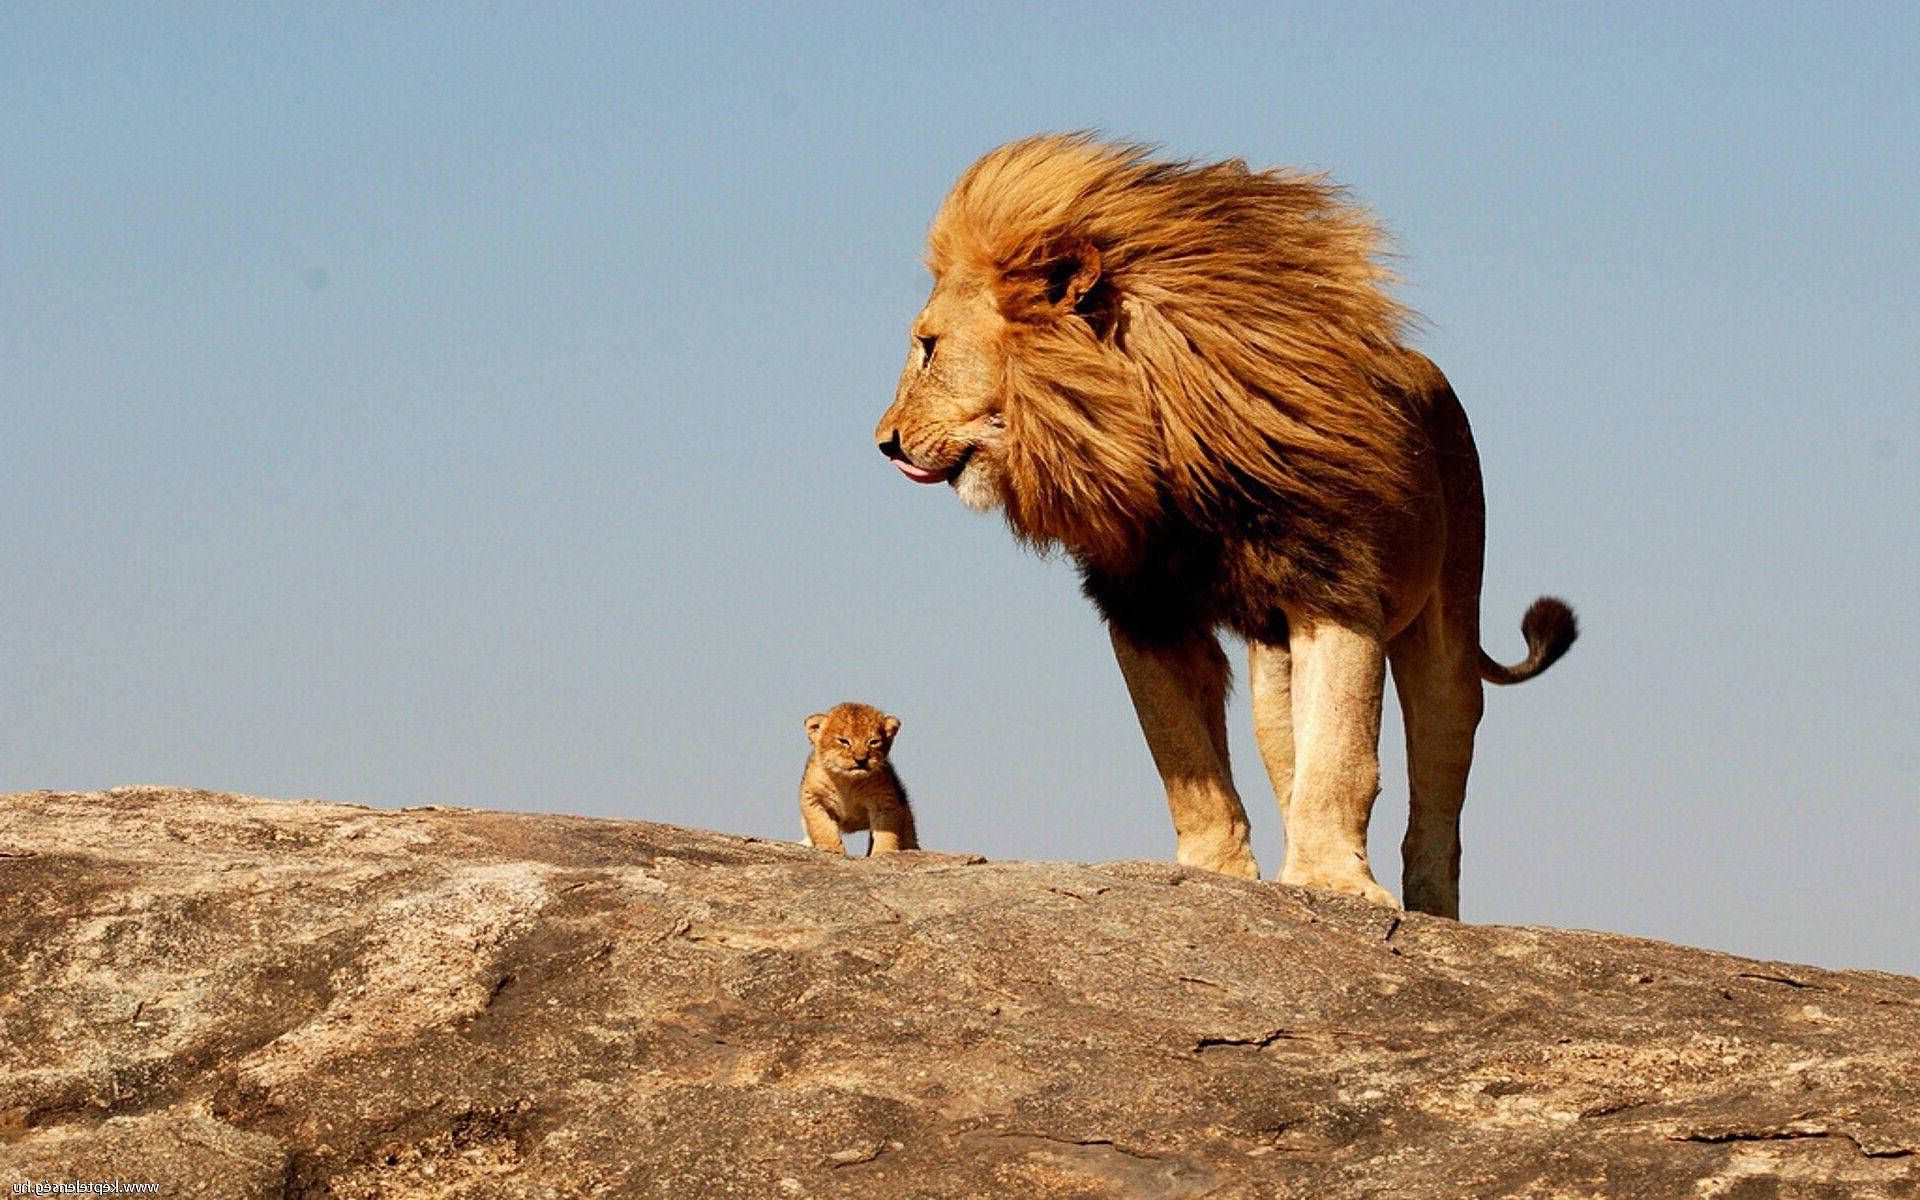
[1388,597,1485,919]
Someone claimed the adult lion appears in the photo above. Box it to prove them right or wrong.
[875,136,1575,918]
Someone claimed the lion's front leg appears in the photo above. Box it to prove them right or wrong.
[1279,619,1399,908]
[1109,626,1260,879]
[800,793,848,855]
[1247,639,1296,826]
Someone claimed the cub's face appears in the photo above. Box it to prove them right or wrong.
[874,277,1011,513]
[805,704,902,777]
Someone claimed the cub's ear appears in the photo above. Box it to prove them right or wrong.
[1043,239,1102,313]
[881,715,901,740]
[804,713,827,742]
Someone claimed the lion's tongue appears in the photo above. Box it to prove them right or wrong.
[892,458,951,484]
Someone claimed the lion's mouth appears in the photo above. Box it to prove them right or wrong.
[891,458,951,484]
[886,445,975,486]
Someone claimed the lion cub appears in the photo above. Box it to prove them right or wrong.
[800,703,918,855]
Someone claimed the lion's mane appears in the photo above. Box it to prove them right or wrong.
[928,135,1428,627]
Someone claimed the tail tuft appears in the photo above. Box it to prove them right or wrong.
[1480,597,1577,685]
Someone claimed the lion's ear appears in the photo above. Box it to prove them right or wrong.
[1044,240,1103,312]
[805,713,827,742]
[881,715,901,741]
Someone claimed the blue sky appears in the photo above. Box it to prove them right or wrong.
[4,4,1916,973]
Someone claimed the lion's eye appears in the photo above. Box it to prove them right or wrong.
[917,335,937,368]
[838,737,851,747]
[867,738,880,747]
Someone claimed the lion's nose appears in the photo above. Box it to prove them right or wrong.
[878,430,905,461]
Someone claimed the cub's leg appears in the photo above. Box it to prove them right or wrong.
[800,794,848,855]
[1247,640,1295,826]
[1110,626,1260,879]
[868,799,918,854]
[1388,597,1484,919]
[1279,618,1398,908]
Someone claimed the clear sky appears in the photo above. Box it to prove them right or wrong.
[4,4,1916,974]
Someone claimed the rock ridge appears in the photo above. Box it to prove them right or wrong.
[1,787,1914,1198]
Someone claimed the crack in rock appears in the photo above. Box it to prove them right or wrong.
[1737,972,1822,990]
[1672,1127,1916,1159]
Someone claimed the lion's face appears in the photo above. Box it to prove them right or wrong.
[875,137,1428,583]
[805,704,901,778]
[874,277,1012,513]
[875,244,1162,569]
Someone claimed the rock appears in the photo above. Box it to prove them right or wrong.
[0,1114,288,1199]
[1,787,1915,1198]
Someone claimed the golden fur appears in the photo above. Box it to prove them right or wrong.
[876,135,1574,915]
[889,134,1429,623]
[799,703,918,856]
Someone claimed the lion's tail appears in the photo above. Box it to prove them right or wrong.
[1479,597,1578,685]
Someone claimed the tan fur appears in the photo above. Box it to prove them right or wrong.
[877,136,1575,916]
[799,703,918,856]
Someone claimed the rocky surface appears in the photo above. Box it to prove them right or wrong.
[1,788,1915,1199]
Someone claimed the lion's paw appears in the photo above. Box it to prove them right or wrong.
[1280,864,1402,909]
[1211,853,1262,881]
[1177,840,1262,880]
